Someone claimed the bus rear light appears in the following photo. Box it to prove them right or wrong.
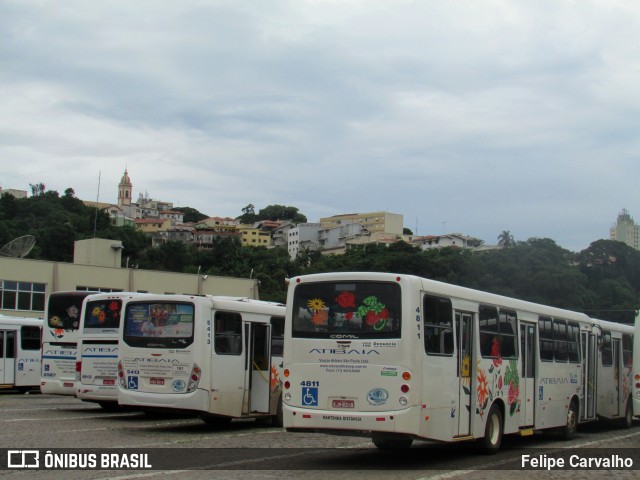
[284,381,290,389]
[75,361,82,373]
[376,417,386,421]
[401,384,409,393]
[117,361,126,389]
[302,414,311,418]
[284,369,290,377]
[635,374,640,380]
[402,371,411,381]
[399,396,408,406]
[284,392,292,402]
[187,363,201,393]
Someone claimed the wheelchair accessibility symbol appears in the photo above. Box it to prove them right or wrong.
[302,387,318,406]
[128,376,139,390]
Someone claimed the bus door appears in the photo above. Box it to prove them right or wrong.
[612,338,620,416]
[0,330,16,385]
[246,323,271,415]
[519,323,535,426]
[455,311,472,436]
[581,331,597,420]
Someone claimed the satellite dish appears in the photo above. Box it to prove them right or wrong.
[0,235,36,258]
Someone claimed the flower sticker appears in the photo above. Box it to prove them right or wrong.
[307,298,326,312]
[336,291,356,309]
[357,296,389,330]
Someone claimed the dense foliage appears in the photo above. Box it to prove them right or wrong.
[1,189,638,322]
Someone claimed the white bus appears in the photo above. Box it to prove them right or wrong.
[76,292,144,409]
[0,315,43,391]
[117,295,286,426]
[41,291,95,395]
[282,272,636,451]
[634,311,640,416]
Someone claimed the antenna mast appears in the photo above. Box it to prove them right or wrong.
[93,171,101,238]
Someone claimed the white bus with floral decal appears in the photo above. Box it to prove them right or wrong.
[282,272,635,452]
[117,295,286,426]
[41,291,95,395]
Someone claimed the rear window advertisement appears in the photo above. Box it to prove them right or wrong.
[125,303,194,338]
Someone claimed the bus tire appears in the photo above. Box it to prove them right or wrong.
[372,432,413,449]
[272,396,284,428]
[98,401,120,412]
[620,398,633,429]
[479,404,503,454]
[201,415,232,427]
[561,400,578,440]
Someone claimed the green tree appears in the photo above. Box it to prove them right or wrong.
[174,207,208,224]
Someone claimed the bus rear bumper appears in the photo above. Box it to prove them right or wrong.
[40,380,77,396]
[283,404,420,434]
[117,388,209,413]
[77,385,117,403]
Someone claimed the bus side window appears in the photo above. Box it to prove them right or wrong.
[423,295,453,356]
[214,311,242,356]
[600,331,612,366]
[622,333,633,367]
[271,316,284,356]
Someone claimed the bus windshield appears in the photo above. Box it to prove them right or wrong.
[123,302,195,348]
[292,281,401,339]
[83,299,122,330]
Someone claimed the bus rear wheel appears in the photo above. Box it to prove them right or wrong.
[620,398,633,429]
[372,432,413,449]
[479,404,503,454]
[561,401,578,440]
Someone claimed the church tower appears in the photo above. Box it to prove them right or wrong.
[118,169,133,207]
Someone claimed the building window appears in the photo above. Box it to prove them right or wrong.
[0,280,46,312]
[76,286,124,293]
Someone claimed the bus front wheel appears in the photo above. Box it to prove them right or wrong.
[561,401,578,440]
[372,432,413,449]
[479,404,503,454]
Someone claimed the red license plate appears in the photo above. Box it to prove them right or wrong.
[63,382,74,388]
[150,378,165,385]
[103,379,115,385]
[332,400,354,409]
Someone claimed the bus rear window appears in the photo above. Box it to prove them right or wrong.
[47,294,88,330]
[123,302,195,348]
[83,299,122,330]
[292,281,401,339]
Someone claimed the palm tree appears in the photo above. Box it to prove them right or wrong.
[498,230,515,248]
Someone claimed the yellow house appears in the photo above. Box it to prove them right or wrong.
[237,224,271,247]
[135,217,172,233]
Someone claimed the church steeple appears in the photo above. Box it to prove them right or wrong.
[118,168,132,207]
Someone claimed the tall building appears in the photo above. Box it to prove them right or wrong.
[610,209,640,250]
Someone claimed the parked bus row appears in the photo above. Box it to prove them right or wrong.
[6,271,637,453]
[40,291,286,425]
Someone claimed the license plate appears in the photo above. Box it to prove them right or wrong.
[150,378,165,385]
[103,379,115,385]
[63,382,74,388]
[332,399,354,409]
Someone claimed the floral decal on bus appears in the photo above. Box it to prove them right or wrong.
[293,281,401,339]
[476,358,520,419]
[306,293,389,330]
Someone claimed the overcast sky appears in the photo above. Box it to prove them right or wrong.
[1,0,638,252]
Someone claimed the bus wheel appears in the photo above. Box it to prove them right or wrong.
[561,401,578,440]
[372,432,413,449]
[271,396,284,428]
[201,415,232,427]
[620,399,633,429]
[98,402,120,412]
[479,404,503,454]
